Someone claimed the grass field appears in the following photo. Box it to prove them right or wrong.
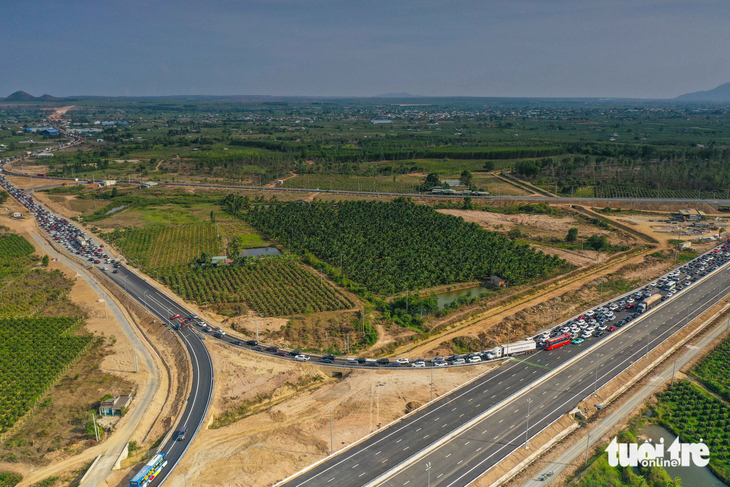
[690,334,730,402]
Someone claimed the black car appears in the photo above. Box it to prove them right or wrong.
[253,345,264,352]
[319,358,334,363]
[357,358,367,364]
[387,362,401,367]
[231,340,242,346]
[593,331,605,338]
[265,346,279,353]
[275,351,288,357]
[246,339,259,346]
[174,426,188,441]
[376,358,390,365]
[365,362,378,367]
[289,350,302,356]
[322,354,336,361]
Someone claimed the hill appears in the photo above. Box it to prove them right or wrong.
[2,91,63,102]
[675,82,730,102]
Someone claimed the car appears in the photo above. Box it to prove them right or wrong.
[231,340,242,346]
[275,351,287,357]
[467,356,482,363]
[253,345,264,351]
[319,358,334,363]
[295,354,310,362]
[593,331,605,338]
[585,310,595,316]
[451,358,466,365]
[411,360,426,368]
[598,324,607,331]
[396,358,409,365]
[100,266,108,271]
[246,340,258,346]
[433,360,448,367]
[581,332,592,339]
[571,338,584,344]
[387,362,401,367]
[365,362,378,367]
[112,269,119,274]
[170,314,182,320]
[322,354,336,361]
[289,350,302,356]
[625,303,635,309]
[265,346,279,352]
[608,325,616,332]
[94,260,101,264]
[377,358,390,365]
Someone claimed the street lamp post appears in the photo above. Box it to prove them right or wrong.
[426,462,432,487]
[525,397,532,449]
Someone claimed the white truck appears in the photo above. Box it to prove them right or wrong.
[638,293,662,313]
[486,340,537,360]
[76,236,87,247]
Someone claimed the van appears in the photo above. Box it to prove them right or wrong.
[175,426,187,441]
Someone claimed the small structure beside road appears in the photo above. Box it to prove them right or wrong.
[99,394,132,416]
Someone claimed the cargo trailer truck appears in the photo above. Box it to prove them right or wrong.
[485,340,537,359]
[638,294,662,313]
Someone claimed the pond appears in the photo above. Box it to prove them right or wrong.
[105,205,126,215]
[435,285,490,309]
[242,247,283,257]
[640,424,724,487]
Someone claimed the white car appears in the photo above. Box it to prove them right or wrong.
[411,360,426,368]
[585,310,595,317]
[467,356,481,363]
[598,324,608,331]
[396,358,410,365]
[295,354,310,362]
[433,360,448,367]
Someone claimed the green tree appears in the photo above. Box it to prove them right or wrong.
[586,234,609,251]
[460,170,473,188]
[210,210,216,223]
[462,196,473,210]
[507,228,523,239]
[110,187,118,198]
[566,227,578,242]
[42,255,49,267]
[483,161,495,172]
[423,173,440,190]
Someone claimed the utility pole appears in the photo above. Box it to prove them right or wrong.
[525,397,532,449]
[430,367,434,401]
[584,432,591,465]
[92,412,99,442]
[330,407,334,454]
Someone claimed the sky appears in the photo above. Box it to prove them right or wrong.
[1,0,729,99]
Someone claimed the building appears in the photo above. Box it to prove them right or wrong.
[211,256,228,266]
[36,152,54,158]
[140,182,158,189]
[100,180,117,187]
[25,127,43,132]
[489,275,507,287]
[369,119,393,124]
[99,395,132,416]
[12,212,22,219]
[677,241,692,250]
[96,139,104,142]
[41,128,59,136]
[677,209,707,221]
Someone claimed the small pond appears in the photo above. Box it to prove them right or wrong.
[435,285,490,309]
[105,205,126,215]
[242,247,283,257]
[640,424,724,487]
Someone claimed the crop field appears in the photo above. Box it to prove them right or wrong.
[595,186,728,200]
[159,259,353,316]
[108,223,220,269]
[0,317,92,433]
[655,381,730,483]
[245,200,566,295]
[0,233,35,259]
[690,335,730,402]
[283,174,421,194]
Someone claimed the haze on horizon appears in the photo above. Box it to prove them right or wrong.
[2,0,729,99]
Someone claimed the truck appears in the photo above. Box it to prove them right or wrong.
[638,294,662,313]
[662,280,677,292]
[485,340,537,360]
[76,236,87,247]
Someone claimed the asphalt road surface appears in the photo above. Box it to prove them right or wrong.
[103,266,214,487]
[280,259,730,487]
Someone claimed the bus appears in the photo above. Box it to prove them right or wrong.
[130,453,166,487]
[543,334,571,351]
[662,281,676,292]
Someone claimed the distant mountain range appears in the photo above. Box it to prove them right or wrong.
[374,92,418,98]
[675,82,730,102]
[3,91,63,102]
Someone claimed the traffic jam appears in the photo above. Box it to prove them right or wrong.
[3,136,730,370]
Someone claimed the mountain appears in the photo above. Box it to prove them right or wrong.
[2,91,64,102]
[4,91,38,102]
[374,92,418,98]
[675,82,730,102]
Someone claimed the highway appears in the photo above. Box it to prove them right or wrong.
[279,255,730,487]
[1,136,214,487]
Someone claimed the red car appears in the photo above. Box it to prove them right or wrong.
[625,303,635,309]
[94,260,100,264]
[170,314,182,320]
[608,326,617,332]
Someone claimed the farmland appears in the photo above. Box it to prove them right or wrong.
[243,199,567,295]
[159,259,353,316]
[0,317,92,433]
[690,334,730,402]
[655,381,730,484]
